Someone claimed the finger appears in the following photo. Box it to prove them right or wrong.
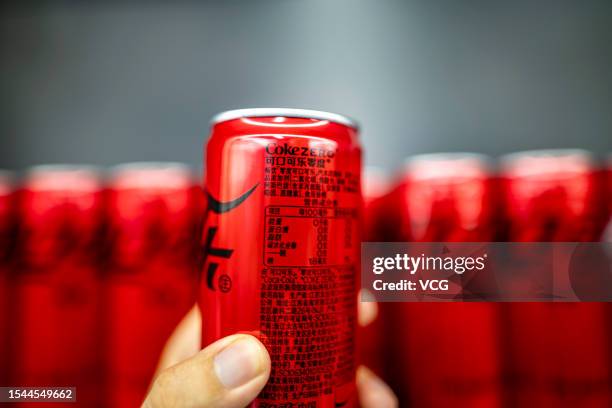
[155,304,201,374]
[143,334,271,408]
[356,366,398,408]
[358,289,379,327]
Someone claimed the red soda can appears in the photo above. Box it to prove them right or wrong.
[0,170,15,385]
[105,162,199,408]
[359,167,390,378]
[501,149,605,242]
[606,153,612,241]
[200,108,361,407]
[13,165,103,406]
[382,153,501,407]
[604,154,612,242]
[500,149,610,407]
[399,153,496,241]
[362,166,391,242]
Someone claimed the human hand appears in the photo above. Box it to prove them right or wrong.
[143,296,397,407]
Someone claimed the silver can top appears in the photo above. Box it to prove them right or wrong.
[403,152,493,180]
[500,148,593,165]
[24,164,100,192]
[211,108,359,130]
[500,149,594,177]
[108,161,193,189]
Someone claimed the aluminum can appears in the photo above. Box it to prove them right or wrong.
[606,153,612,241]
[200,108,361,407]
[362,166,391,242]
[381,153,501,407]
[105,162,199,408]
[0,171,15,385]
[500,149,610,407]
[358,167,390,379]
[13,165,103,406]
[501,149,604,241]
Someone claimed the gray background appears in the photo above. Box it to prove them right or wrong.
[1,0,611,172]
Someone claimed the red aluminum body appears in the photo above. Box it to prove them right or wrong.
[200,109,361,407]
[502,149,605,242]
[13,165,103,407]
[0,171,14,385]
[105,163,199,408]
[358,167,390,378]
[381,153,501,407]
[607,154,612,241]
[362,167,391,242]
[500,149,610,407]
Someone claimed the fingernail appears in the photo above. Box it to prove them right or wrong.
[214,337,264,388]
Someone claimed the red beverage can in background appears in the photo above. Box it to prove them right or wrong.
[606,153,612,241]
[106,162,199,408]
[362,166,391,242]
[396,153,496,241]
[200,108,361,407]
[381,153,501,407]
[0,171,15,385]
[13,165,103,406]
[501,149,605,242]
[359,167,390,378]
[500,149,610,407]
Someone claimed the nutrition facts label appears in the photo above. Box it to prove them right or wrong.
[264,206,356,267]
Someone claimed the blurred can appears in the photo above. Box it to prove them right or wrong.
[603,153,612,242]
[500,149,610,407]
[105,162,199,408]
[0,171,15,385]
[381,153,501,407]
[501,149,606,241]
[13,165,103,406]
[359,167,390,379]
[200,108,361,407]
[362,166,391,242]
[393,153,496,241]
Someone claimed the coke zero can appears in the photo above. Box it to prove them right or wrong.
[0,171,15,385]
[359,167,390,379]
[382,153,501,407]
[200,108,362,407]
[105,162,199,408]
[606,153,612,241]
[13,165,103,406]
[501,149,604,242]
[500,149,610,407]
[362,166,391,242]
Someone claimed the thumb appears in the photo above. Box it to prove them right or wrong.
[143,334,271,408]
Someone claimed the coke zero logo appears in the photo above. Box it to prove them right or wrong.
[264,142,335,158]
